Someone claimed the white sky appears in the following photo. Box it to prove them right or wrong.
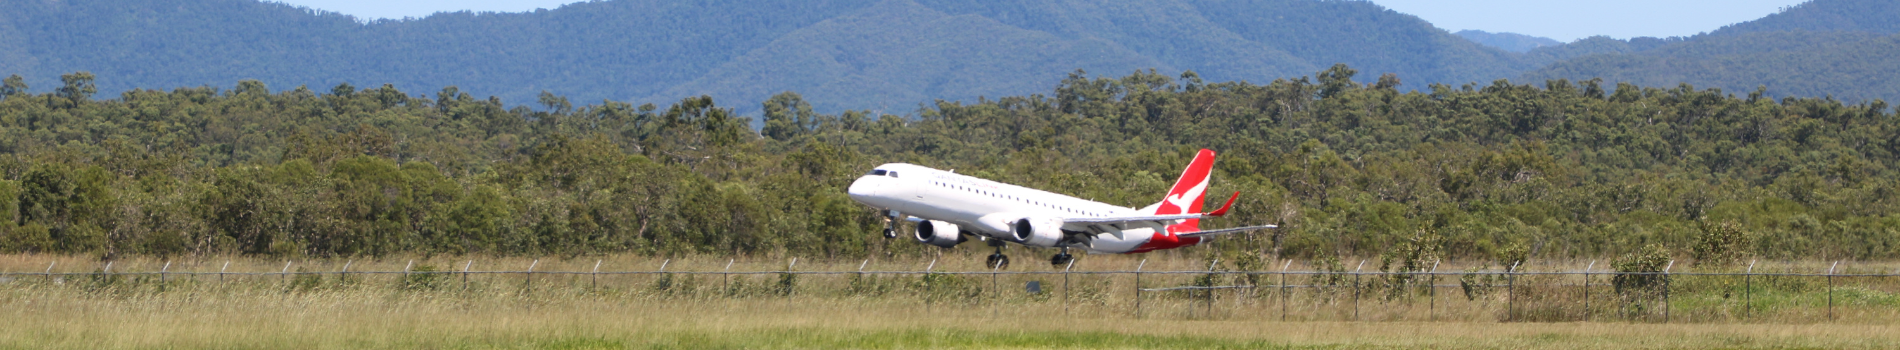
[273,0,1813,42]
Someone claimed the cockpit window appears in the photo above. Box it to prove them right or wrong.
[867,169,888,176]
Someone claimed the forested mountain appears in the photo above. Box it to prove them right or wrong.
[1456,30,1561,53]
[1521,0,1900,103]
[1706,0,1900,36]
[0,0,1525,115]
[6,0,1897,115]
[1522,31,1900,102]
[0,66,1896,263]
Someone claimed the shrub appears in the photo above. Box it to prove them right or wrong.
[1612,244,1672,296]
[1691,221,1751,266]
[400,264,444,291]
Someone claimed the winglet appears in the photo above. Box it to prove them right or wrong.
[1206,191,1239,217]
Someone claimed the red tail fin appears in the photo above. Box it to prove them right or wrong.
[1156,149,1216,232]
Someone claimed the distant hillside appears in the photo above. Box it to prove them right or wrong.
[4,0,1899,114]
[1708,0,1900,35]
[0,0,1519,115]
[1522,0,1900,103]
[1456,30,1560,52]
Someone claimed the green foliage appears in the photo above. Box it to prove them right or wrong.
[400,265,444,291]
[0,75,24,98]
[1612,244,1673,296]
[1494,242,1529,270]
[0,63,1896,262]
[288,269,323,292]
[1458,265,1501,301]
[1691,221,1752,267]
[844,273,898,297]
[1377,228,1443,299]
[653,273,700,297]
[915,272,980,303]
[774,272,797,297]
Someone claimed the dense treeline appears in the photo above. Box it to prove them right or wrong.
[0,65,1895,263]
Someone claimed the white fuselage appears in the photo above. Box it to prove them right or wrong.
[845,163,1163,254]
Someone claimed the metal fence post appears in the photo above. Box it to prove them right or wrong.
[1206,259,1219,319]
[462,260,471,290]
[1507,261,1519,322]
[282,261,292,284]
[1663,260,1674,323]
[44,261,54,283]
[1352,260,1365,321]
[991,261,1000,318]
[1827,260,1838,321]
[1134,259,1147,318]
[1429,260,1440,321]
[526,259,538,291]
[1744,259,1756,319]
[1583,260,1595,321]
[593,260,603,291]
[220,261,230,284]
[1280,260,1291,322]
[1063,259,1074,316]
[723,259,734,295]
[160,261,171,284]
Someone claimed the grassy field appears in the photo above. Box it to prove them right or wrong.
[1,254,1897,349]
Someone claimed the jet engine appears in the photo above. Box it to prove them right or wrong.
[1010,216,1064,248]
[914,220,965,248]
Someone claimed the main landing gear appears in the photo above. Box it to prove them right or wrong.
[984,238,1011,270]
[1050,247,1074,267]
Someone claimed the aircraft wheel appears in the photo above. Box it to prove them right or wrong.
[1050,253,1073,267]
[986,254,1010,270]
[882,228,896,239]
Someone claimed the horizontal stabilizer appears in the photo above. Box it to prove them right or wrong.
[1175,224,1279,238]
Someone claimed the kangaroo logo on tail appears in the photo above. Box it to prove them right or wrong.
[1155,149,1217,232]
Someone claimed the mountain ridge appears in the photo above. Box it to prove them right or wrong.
[3,0,1898,115]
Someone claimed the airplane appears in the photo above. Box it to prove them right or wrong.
[845,149,1277,269]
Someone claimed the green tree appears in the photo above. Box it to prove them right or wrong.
[762,91,817,141]
[0,75,25,98]
[1316,63,1357,98]
[54,71,97,106]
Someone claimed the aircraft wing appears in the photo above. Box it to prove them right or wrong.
[1062,213,1209,225]
[1061,214,1202,238]
[1061,191,1253,239]
[1061,190,1241,230]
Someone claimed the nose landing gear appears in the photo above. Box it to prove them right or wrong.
[881,211,899,239]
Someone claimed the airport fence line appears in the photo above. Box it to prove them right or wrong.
[4,258,1896,323]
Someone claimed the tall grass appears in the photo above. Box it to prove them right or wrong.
[0,254,1897,349]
